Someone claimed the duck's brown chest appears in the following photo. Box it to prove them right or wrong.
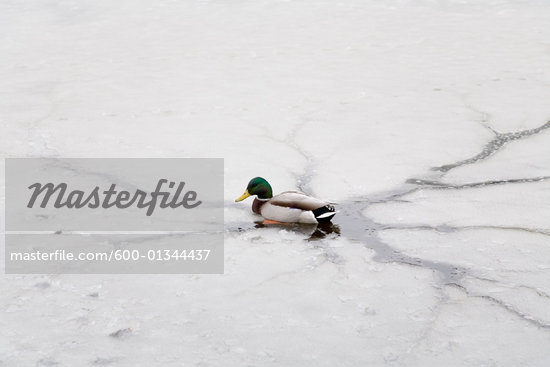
[252,198,267,214]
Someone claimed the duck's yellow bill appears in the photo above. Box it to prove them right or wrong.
[235,190,251,202]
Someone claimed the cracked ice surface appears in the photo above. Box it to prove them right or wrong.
[2,0,550,366]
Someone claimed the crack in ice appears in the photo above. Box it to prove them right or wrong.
[449,283,550,330]
[378,224,550,237]
[406,176,550,189]
[432,120,550,172]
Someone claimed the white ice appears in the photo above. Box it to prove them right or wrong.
[1,0,550,366]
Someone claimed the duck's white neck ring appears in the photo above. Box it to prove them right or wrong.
[255,197,270,202]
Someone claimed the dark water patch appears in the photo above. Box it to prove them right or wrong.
[233,221,341,242]
[333,199,468,284]
[228,187,469,284]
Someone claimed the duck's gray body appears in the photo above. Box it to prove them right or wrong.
[253,191,336,224]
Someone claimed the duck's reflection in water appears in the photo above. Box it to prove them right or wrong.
[253,221,341,241]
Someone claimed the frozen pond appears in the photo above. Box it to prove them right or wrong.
[1,0,550,366]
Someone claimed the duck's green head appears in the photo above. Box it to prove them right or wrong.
[235,177,273,202]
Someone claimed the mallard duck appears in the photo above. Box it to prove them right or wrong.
[235,177,336,224]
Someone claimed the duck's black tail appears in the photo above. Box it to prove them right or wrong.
[312,204,336,223]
